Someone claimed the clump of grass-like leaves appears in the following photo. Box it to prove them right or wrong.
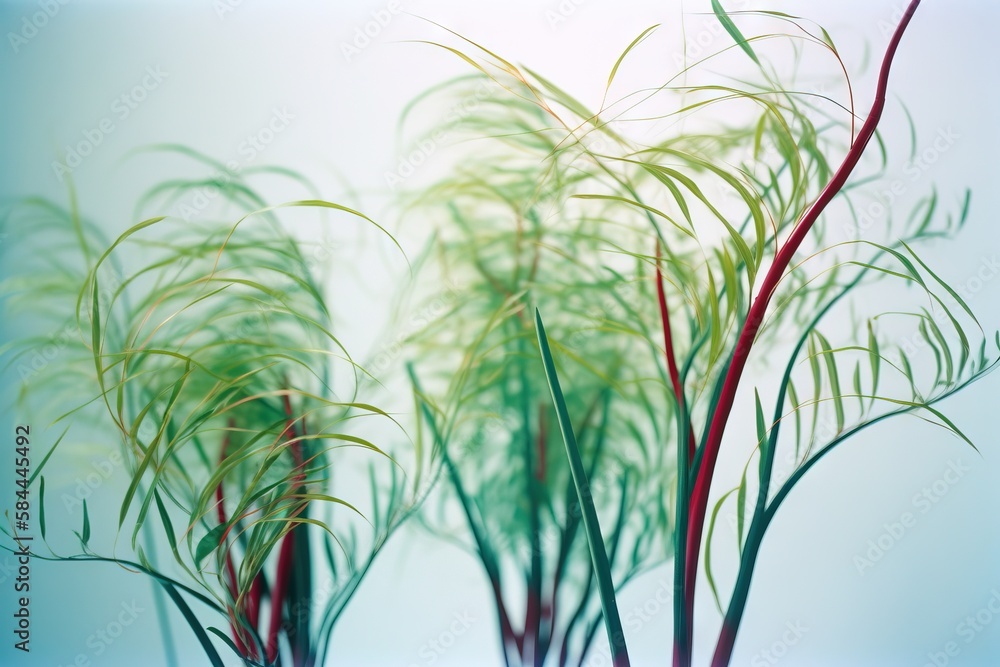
[1,163,417,667]
[398,70,678,665]
[402,1,998,665]
[2,3,995,667]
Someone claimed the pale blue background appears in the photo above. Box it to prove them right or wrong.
[1,1,999,665]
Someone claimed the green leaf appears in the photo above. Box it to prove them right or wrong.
[814,331,844,433]
[736,470,747,551]
[852,362,864,411]
[867,321,881,400]
[81,499,91,544]
[711,0,760,65]
[754,388,766,449]
[632,159,758,284]
[924,314,953,384]
[705,488,737,614]
[607,25,659,92]
[535,309,630,665]
[160,582,225,667]
[706,264,723,362]
[38,476,46,541]
[28,427,69,486]
[153,490,177,553]
[787,379,802,460]
[119,360,190,529]
[819,26,837,52]
[902,240,979,328]
[958,189,972,227]
[206,627,244,660]
[899,349,919,398]
[572,193,694,239]
[195,523,228,567]
[90,276,104,397]
[754,388,770,492]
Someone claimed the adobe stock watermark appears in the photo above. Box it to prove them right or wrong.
[7,0,72,54]
[16,271,125,385]
[15,319,78,384]
[896,254,998,361]
[213,0,248,20]
[55,600,145,667]
[565,278,640,351]
[405,611,476,666]
[544,0,590,30]
[60,448,127,513]
[922,589,1000,667]
[368,278,464,375]
[750,620,809,666]
[581,579,672,667]
[842,126,960,239]
[952,255,1000,302]
[384,79,494,189]
[622,579,671,634]
[340,1,402,63]
[669,0,753,70]
[877,1,917,40]
[173,106,294,220]
[853,459,970,575]
[51,66,169,182]
[0,554,17,585]
[443,413,508,478]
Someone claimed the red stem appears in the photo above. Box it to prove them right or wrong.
[711,622,739,667]
[524,404,548,665]
[266,527,296,663]
[215,418,256,658]
[491,576,522,658]
[681,2,921,661]
[525,591,540,665]
[267,390,308,664]
[655,244,696,464]
[247,571,264,640]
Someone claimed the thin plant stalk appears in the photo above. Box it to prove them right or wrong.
[657,242,693,667]
[536,310,631,667]
[679,2,922,663]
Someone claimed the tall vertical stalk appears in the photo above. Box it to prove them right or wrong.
[679,3,922,664]
[536,310,631,667]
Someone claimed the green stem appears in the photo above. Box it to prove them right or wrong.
[536,310,630,667]
[683,4,922,663]
[408,365,518,667]
[518,336,544,667]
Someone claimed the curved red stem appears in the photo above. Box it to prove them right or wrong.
[679,3,922,663]
[266,528,296,663]
[656,243,696,464]
[215,418,257,658]
[267,389,309,664]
